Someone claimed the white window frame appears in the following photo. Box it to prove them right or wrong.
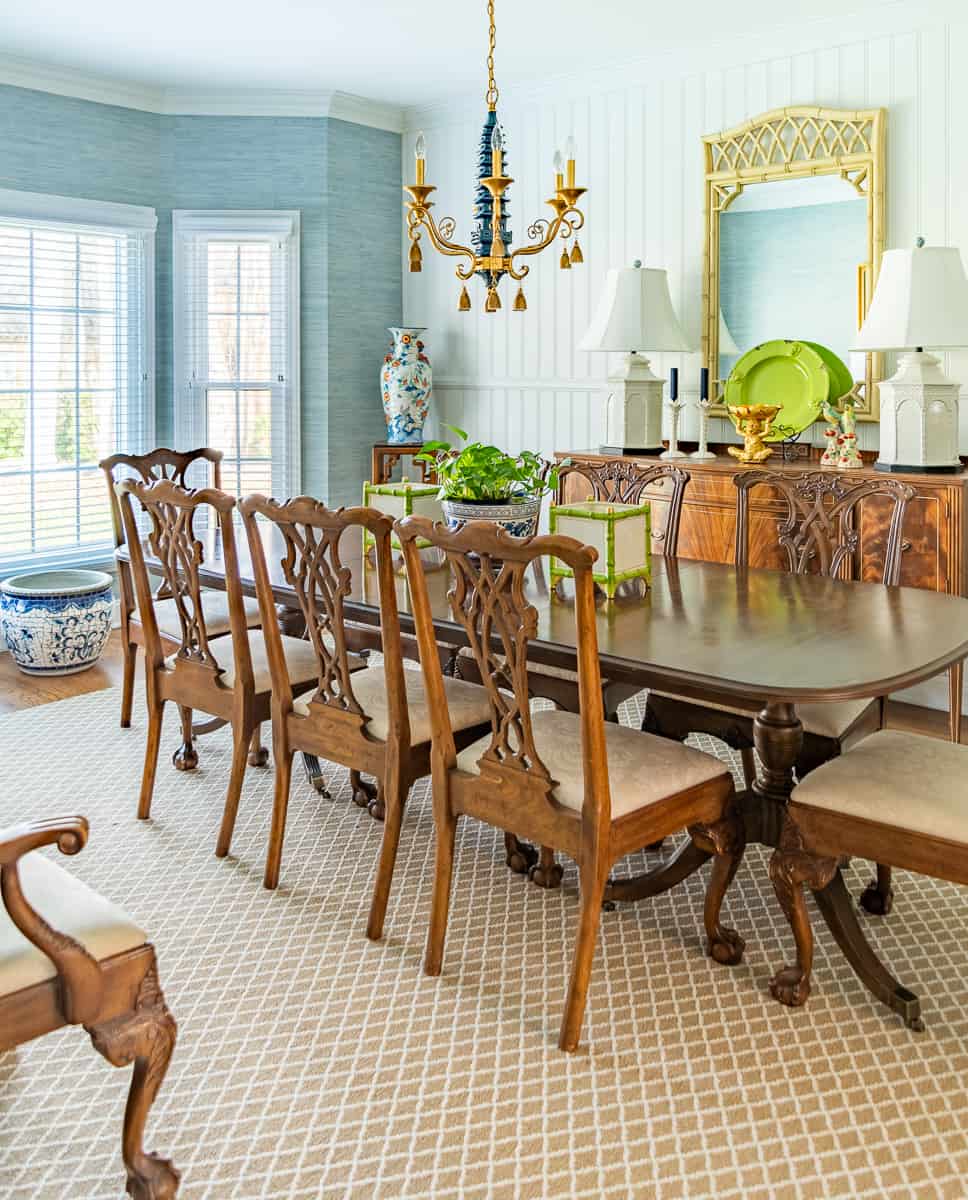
[172,210,301,498]
[0,186,156,572]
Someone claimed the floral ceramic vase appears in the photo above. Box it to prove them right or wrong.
[380,327,432,445]
[0,569,113,675]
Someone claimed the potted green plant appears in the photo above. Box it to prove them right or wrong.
[417,427,563,539]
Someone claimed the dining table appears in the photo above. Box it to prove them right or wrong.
[120,521,968,1023]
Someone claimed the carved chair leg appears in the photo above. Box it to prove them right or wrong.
[138,695,165,821]
[215,723,252,862]
[369,781,386,822]
[366,765,407,941]
[263,747,294,890]
[172,706,198,772]
[559,861,609,1052]
[120,640,137,729]
[425,810,459,978]
[860,863,894,916]
[768,817,838,1009]
[247,723,269,768]
[504,832,538,875]
[530,844,563,889]
[86,963,180,1200]
[689,807,746,966]
[350,769,378,812]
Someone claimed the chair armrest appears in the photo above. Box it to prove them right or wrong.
[0,817,104,1024]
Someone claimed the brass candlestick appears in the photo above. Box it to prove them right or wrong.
[727,404,781,464]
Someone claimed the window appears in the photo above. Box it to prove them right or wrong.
[0,189,155,573]
[173,211,300,501]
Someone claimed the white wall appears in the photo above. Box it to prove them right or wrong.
[402,2,968,458]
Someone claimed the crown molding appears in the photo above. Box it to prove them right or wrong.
[0,53,404,131]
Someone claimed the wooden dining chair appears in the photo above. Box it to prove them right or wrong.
[643,469,914,914]
[117,479,321,858]
[100,448,262,732]
[454,459,692,886]
[238,495,494,902]
[1,815,179,1199]
[396,515,746,1052]
[768,726,968,1031]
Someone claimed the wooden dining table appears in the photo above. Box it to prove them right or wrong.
[121,522,968,1021]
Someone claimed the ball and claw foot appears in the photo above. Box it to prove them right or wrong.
[859,879,894,916]
[126,1154,180,1200]
[708,927,745,966]
[602,898,617,913]
[769,964,811,1008]
[505,836,538,875]
[350,772,383,820]
[247,745,269,768]
[368,786,386,823]
[529,860,563,889]
[171,743,198,772]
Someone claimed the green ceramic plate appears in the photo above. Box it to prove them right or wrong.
[802,341,854,404]
[724,339,829,442]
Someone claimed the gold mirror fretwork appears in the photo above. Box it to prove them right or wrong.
[703,106,886,421]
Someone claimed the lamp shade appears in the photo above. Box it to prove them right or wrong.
[579,263,691,353]
[853,244,968,351]
[719,310,740,356]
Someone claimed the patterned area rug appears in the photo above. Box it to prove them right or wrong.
[1,686,967,1199]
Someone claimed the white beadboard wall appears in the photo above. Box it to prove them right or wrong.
[401,2,968,712]
[402,4,968,461]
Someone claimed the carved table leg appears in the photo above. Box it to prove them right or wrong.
[752,701,803,846]
[247,723,269,768]
[505,832,538,875]
[190,715,228,737]
[859,863,894,916]
[529,845,563,889]
[768,817,839,1009]
[86,963,180,1200]
[171,705,198,771]
[689,806,747,965]
[603,838,711,905]
[350,770,383,819]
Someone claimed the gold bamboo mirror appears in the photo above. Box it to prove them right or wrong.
[702,106,886,421]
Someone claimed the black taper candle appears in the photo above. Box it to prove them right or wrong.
[669,367,678,401]
[700,366,709,402]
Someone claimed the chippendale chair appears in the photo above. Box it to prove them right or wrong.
[768,726,968,1031]
[643,468,914,914]
[396,515,745,1053]
[1,815,179,1198]
[100,448,262,732]
[239,496,493,904]
[455,459,692,886]
[117,480,321,859]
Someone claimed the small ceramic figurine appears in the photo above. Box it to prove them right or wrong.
[820,392,863,469]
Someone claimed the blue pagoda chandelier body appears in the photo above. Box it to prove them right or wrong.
[404,0,587,313]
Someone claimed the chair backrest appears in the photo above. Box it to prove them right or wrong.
[238,496,410,745]
[556,460,690,556]
[733,470,915,586]
[117,479,253,688]
[396,516,611,830]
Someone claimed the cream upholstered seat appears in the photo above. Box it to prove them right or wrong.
[144,591,262,640]
[0,853,145,996]
[294,668,492,745]
[650,691,874,742]
[456,708,731,818]
[791,730,968,841]
[166,631,330,693]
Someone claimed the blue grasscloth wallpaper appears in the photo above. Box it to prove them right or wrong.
[0,85,401,503]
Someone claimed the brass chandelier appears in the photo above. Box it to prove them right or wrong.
[403,0,587,313]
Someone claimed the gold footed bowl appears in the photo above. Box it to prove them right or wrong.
[727,404,781,465]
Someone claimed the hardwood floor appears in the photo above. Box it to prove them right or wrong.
[0,629,962,744]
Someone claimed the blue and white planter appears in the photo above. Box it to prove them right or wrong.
[380,326,432,445]
[441,496,541,540]
[0,569,114,676]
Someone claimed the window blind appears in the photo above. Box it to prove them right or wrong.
[174,212,300,502]
[0,202,154,573]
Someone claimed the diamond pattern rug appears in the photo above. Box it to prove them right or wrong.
[1,686,967,1199]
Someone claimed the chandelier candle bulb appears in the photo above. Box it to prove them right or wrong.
[565,135,577,187]
[554,149,564,190]
[415,132,427,185]
[490,125,504,179]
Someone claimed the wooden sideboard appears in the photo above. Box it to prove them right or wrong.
[555,451,968,597]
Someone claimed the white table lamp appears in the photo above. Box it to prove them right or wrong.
[854,240,968,473]
[580,261,691,454]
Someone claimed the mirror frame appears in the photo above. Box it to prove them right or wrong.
[702,105,886,421]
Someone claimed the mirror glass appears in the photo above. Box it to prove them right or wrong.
[717,174,868,384]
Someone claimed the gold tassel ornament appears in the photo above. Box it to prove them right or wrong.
[569,240,584,265]
[513,286,527,311]
[458,285,471,311]
[409,239,423,272]
[560,248,572,270]
[484,287,502,312]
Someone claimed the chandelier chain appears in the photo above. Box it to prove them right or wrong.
[485,0,499,109]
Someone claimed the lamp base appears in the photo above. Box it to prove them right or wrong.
[601,354,665,454]
[599,444,663,456]
[875,351,963,474]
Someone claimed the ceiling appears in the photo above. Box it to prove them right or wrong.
[0,0,905,109]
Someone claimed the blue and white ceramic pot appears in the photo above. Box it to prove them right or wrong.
[0,569,114,676]
[441,496,541,539]
[380,326,432,445]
